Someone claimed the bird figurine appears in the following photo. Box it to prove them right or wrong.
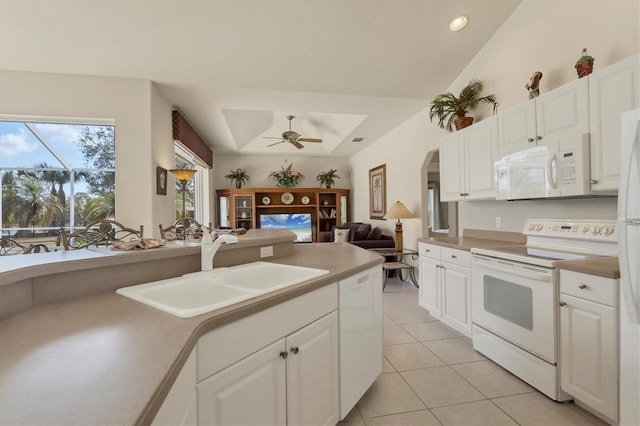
[525,71,543,99]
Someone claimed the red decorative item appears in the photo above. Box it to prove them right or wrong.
[575,48,594,78]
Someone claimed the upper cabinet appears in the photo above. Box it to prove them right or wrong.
[589,54,640,192]
[440,116,498,202]
[498,78,589,157]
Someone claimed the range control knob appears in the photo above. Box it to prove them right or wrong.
[583,225,590,233]
[528,223,536,231]
[536,224,544,231]
[593,225,602,235]
[604,225,615,235]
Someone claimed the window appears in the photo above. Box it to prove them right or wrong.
[174,143,209,223]
[0,117,115,244]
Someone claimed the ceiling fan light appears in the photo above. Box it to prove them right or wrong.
[449,16,468,31]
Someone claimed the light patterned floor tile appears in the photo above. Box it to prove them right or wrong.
[364,409,441,425]
[423,337,486,365]
[431,400,517,425]
[402,321,461,342]
[384,342,445,371]
[343,405,362,421]
[356,373,426,418]
[492,392,601,425]
[382,357,396,373]
[383,314,397,326]
[452,360,534,398]
[383,325,417,346]
[400,366,485,408]
[337,420,365,426]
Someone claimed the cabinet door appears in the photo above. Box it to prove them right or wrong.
[439,131,465,201]
[560,294,618,422]
[589,54,640,191]
[419,257,441,318]
[498,100,536,156]
[152,350,197,426]
[233,195,254,230]
[536,78,589,153]
[197,339,287,426]
[442,263,472,337]
[465,116,498,200]
[287,312,339,426]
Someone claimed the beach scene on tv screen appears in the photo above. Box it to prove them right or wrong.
[260,213,312,242]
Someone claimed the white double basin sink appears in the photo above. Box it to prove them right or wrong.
[116,261,329,318]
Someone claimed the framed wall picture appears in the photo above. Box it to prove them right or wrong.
[157,166,167,195]
[369,164,386,219]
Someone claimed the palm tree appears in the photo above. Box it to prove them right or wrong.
[15,174,63,228]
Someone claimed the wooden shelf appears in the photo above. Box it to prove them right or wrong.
[256,204,317,209]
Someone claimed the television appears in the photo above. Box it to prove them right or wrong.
[259,213,313,243]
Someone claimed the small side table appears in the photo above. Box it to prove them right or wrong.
[368,248,419,289]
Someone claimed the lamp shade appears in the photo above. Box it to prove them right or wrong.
[170,168,197,181]
[383,201,414,220]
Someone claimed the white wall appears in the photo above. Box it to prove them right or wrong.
[0,70,176,237]
[349,0,639,247]
[215,154,351,190]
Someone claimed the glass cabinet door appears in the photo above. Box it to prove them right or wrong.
[218,195,230,228]
[235,195,253,230]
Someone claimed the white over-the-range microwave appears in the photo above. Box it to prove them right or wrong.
[495,134,596,200]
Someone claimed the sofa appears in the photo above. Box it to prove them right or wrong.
[320,222,395,249]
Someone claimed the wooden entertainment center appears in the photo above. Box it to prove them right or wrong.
[215,188,350,242]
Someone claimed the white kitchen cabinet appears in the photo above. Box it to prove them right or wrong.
[589,53,640,192]
[198,339,288,426]
[498,78,589,156]
[152,349,198,426]
[559,270,618,424]
[198,312,339,426]
[440,116,498,202]
[418,242,471,337]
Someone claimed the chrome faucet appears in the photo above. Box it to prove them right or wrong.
[201,232,238,271]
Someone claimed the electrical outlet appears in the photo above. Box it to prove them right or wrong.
[495,217,502,229]
[260,246,274,258]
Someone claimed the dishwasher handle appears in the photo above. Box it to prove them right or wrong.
[472,255,553,282]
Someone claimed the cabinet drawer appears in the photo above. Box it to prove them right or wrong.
[560,270,617,307]
[418,242,440,259]
[440,247,471,268]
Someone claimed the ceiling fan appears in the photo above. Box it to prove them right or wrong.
[263,115,323,149]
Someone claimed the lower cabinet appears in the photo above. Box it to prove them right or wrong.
[559,270,618,424]
[418,243,472,337]
[198,312,339,426]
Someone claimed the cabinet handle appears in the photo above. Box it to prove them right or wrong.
[451,255,457,259]
[578,284,588,289]
[536,136,542,140]
[425,249,430,253]
[559,301,567,307]
[290,347,299,354]
[528,138,535,142]
[590,179,599,184]
[460,193,465,197]
[280,351,289,359]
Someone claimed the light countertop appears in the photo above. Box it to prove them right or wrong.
[0,242,382,425]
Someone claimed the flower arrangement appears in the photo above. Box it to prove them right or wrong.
[316,169,340,188]
[270,160,304,187]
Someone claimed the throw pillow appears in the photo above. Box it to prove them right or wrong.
[367,227,382,240]
[348,223,362,241]
[334,228,350,243]
[354,224,372,241]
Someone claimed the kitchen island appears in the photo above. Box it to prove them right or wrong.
[0,233,382,425]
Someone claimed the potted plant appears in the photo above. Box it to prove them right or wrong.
[269,160,304,188]
[316,169,341,189]
[224,168,250,188]
[429,78,497,132]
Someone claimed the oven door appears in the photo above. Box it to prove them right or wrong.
[472,254,557,363]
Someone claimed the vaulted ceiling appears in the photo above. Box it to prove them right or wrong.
[0,0,522,157]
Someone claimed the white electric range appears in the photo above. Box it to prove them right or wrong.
[470,219,617,401]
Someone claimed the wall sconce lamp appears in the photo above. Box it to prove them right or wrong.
[383,201,414,252]
[170,168,196,217]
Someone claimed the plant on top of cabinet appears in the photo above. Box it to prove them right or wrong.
[270,160,304,187]
[575,48,595,78]
[225,168,250,188]
[316,169,341,189]
[429,78,497,132]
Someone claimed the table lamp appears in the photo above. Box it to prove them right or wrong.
[170,168,196,217]
[383,201,414,252]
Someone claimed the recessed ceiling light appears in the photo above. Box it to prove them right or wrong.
[449,16,468,31]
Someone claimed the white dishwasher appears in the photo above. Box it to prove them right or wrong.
[338,265,383,419]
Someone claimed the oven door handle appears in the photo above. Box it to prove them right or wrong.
[472,257,553,282]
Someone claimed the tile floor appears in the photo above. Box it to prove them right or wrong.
[338,277,607,426]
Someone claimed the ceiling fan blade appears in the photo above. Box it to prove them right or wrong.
[292,141,305,149]
[267,140,286,147]
[298,138,322,143]
[262,136,284,139]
